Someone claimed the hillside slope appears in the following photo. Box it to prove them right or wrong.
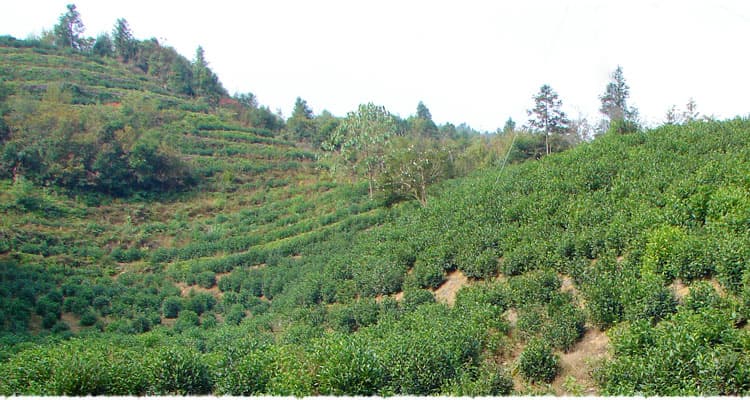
[1,41,750,396]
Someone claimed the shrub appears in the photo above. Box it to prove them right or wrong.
[518,339,559,383]
[443,365,514,396]
[187,292,216,315]
[508,269,561,307]
[225,304,245,325]
[621,274,677,324]
[544,295,586,351]
[715,235,750,293]
[174,310,200,332]
[598,308,750,395]
[79,309,97,326]
[162,296,182,318]
[683,281,722,312]
[459,247,499,279]
[581,258,624,329]
[401,288,435,312]
[312,334,386,396]
[147,346,212,395]
[410,258,445,289]
[196,271,216,289]
[353,260,406,297]
[214,349,274,395]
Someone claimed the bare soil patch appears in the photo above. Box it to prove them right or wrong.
[552,327,610,395]
[433,269,468,306]
[60,312,82,333]
[670,279,690,301]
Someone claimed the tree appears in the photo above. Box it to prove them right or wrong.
[92,33,113,57]
[527,84,569,155]
[600,66,638,133]
[502,117,516,134]
[682,98,699,122]
[324,103,398,198]
[380,137,450,206]
[191,46,226,103]
[53,4,85,50]
[409,101,439,139]
[665,105,680,125]
[286,97,316,143]
[112,18,137,63]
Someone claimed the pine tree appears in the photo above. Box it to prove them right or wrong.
[287,97,316,143]
[411,101,438,139]
[112,18,137,62]
[527,84,569,155]
[599,66,638,133]
[53,4,85,50]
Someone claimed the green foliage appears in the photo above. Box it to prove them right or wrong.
[580,258,625,329]
[528,85,570,145]
[312,334,386,395]
[599,308,750,395]
[518,338,559,383]
[214,348,274,395]
[443,364,514,396]
[508,269,561,307]
[323,102,398,198]
[53,4,86,51]
[161,296,182,318]
[401,288,435,312]
[148,346,212,395]
[0,340,150,395]
[379,137,451,205]
[409,260,445,289]
[174,310,200,332]
[518,293,585,351]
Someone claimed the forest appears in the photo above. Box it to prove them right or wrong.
[1,4,750,396]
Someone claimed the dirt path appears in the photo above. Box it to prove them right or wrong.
[433,269,469,305]
[552,327,610,395]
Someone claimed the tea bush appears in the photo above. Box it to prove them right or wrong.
[518,338,559,383]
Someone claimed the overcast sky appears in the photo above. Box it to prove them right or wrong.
[3,0,750,131]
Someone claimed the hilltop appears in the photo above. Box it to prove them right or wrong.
[1,14,750,396]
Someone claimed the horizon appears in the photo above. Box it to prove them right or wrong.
[3,0,750,131]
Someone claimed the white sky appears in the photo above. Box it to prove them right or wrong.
[3,0,750,131]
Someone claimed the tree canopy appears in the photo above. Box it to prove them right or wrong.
[527,84,569,155]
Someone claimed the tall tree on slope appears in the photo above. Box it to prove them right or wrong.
[527,84,569,155]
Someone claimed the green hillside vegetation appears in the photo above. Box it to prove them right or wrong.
[2,5,750,396]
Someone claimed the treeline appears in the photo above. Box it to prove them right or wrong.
[14,4,227,104]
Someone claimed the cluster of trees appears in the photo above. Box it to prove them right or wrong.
[320,101,474,205]
[525,65,639,157]
[42,4,227,104]
[0,88,194,195]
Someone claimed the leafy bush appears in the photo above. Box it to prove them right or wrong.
[508,269,561,307]
[518,338,559,383]
[581,258,624,329]
[621,274,677,324]
[214,348,274,395]
[401,288,435,312]
[442,364,514,396]
[409,258,445,289]
[517,293,585,351]
[161,296,182,318]
[196,271,216,289]
[174,310,200,332]
[598,308,750,395]
[147,346,212,395]
[312,334,386,396]
[224,304,246,325]
[353,260,406,297]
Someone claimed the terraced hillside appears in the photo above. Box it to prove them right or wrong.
[0,43,387,343]
[3,38,750,397]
